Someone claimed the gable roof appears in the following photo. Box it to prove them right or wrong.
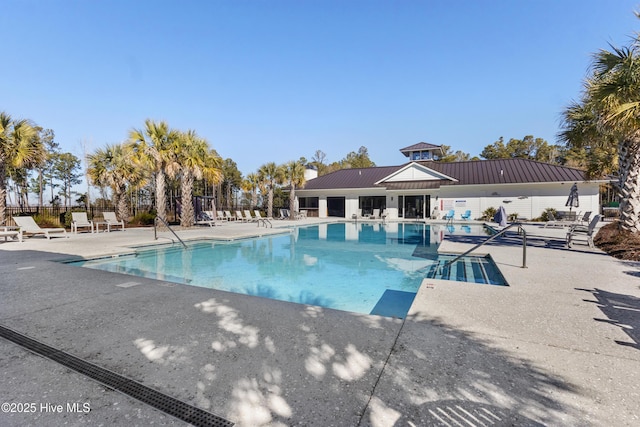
[300,158,589,191]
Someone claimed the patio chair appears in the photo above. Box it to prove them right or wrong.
[442,210,455,220]
[371,208,380,219]
[244,210,257,222]
[566,215,602,248]
[217,211,227,221]
[235,210,247,222]
[543,212,564,228]
[461,210,472,220]
[195,211,216,227]
[71,212,94,234]
[224,210,235,221]
[101,212,125,232]
[12,216,68,239]
[254,210,270,220]
[577,211,592,225]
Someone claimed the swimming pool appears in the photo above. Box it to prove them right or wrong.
[69,222,502,318]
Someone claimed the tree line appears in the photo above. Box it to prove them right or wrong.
[0,111,616,229]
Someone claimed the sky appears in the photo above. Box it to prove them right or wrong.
[2,0,640,179]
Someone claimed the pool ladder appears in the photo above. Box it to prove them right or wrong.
[438,222,527,276]
[154,216,187,248]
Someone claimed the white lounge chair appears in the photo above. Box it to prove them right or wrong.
[224,210,235,221]
[566,215,602,248]
[12,216,68,239]
[371,208,380,219]
[217,211,227,221]
[244,210,257,222]
[254,210,270,220]
[195,211,216,227]
[235,210,247,222]
[98,212,125,232]
[71,212,94,234]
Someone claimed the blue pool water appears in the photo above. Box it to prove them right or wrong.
[69,223,503,318]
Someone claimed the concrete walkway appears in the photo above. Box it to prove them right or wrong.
[0,219,638,426]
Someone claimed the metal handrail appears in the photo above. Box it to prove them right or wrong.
[439,222,527,273]
[154,216,187,248]
[257,218,272,228]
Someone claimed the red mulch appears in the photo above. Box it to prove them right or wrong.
[593,222,640,261]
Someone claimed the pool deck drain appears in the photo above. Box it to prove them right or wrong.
[0,325,233,427]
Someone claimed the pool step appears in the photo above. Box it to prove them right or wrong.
[426,255,507,286]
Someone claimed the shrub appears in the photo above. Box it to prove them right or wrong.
[508,213,520,222]
[130,212,155,226]
[541,208,557,222]
[482,207,497,221]
[32,213,62,228]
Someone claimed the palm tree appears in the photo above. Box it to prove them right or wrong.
[258,162,284,218]
[284,160,306,220]
[87,143,143,224]
[0,112,40,224]
[127,120,179,223]
[560,40,640,233]
[174,131,223,227]
[242,173,260,210]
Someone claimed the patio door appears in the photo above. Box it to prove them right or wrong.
[327,197,345,217]
[402,195,429,219]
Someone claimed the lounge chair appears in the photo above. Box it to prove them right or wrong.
[443,210,455,220]
[254,210,270,220]
[217,211,227,221]
[544,212,564,228]
[577,211,592,225]
[195,211,216,227]
[98,212,125,232]
[71,212,94,234]
[566,214,602,248]
[235,210,247,222]
[371,208,380,219]
[224,210,235,221]
[279,209,290,220]
[461,210,472,221]
[12,216,68,239]
[244,210,257,222]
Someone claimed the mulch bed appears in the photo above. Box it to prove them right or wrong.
[594,222,640,261]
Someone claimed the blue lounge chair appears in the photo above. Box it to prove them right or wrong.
[443,209,455,220]
[461,210,471,220]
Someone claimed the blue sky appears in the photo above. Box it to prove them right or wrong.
[2,0,639,177]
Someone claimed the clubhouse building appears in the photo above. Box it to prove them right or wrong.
[296,142,604,221]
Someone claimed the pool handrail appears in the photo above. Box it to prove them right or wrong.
[439,222,527,274]
[154,216,187,248]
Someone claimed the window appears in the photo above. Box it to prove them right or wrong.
[358,196,386,216]
[298,197,318,209]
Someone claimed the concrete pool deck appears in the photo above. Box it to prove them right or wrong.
[0,219,638,426]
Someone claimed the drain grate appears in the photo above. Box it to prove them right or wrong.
[0,324,233,427]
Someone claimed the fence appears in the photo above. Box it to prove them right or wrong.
[4,206,116,227]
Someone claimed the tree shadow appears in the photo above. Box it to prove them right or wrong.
[362,315,583,426]
[576,287,640,350]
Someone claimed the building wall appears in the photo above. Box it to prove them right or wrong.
[298,181,601,220]
[437,182,600,220]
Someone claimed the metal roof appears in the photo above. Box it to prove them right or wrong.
[300,158,588,190]
[399,142,442,152]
